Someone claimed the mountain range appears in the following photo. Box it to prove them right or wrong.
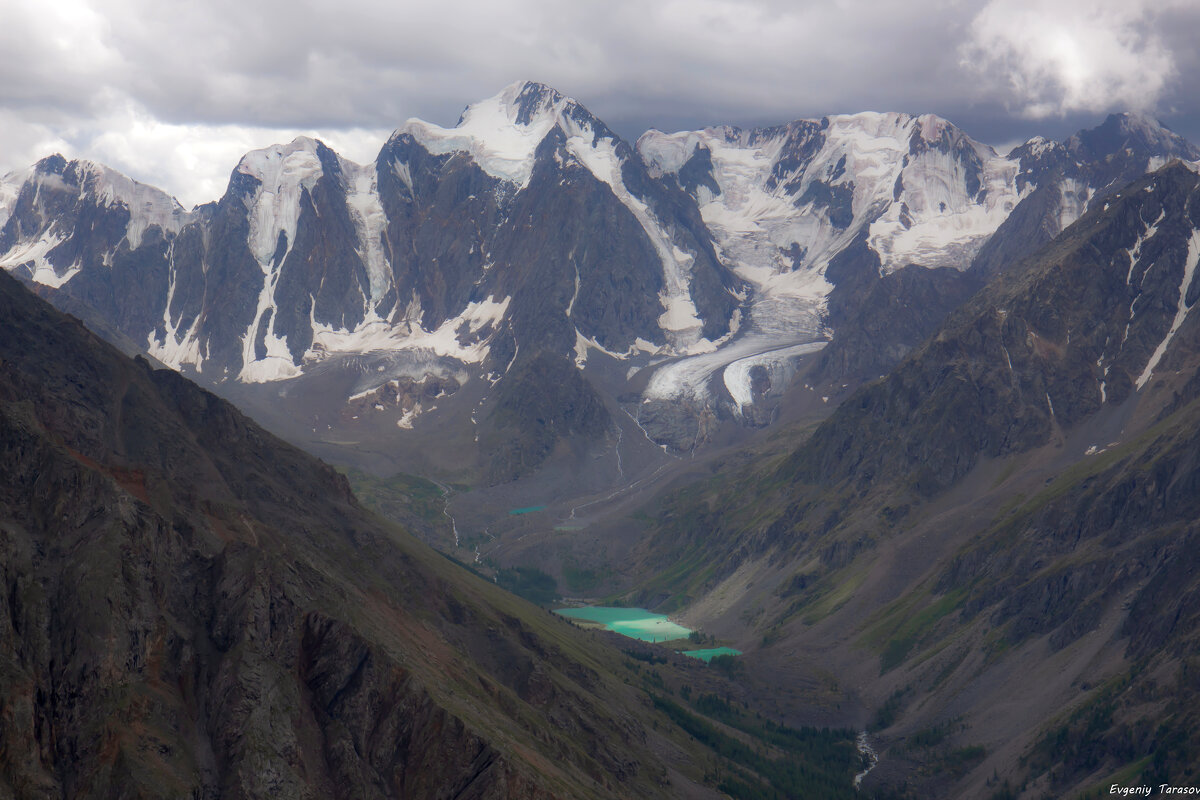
[4,81,1200,797]
[4,83,1196,487]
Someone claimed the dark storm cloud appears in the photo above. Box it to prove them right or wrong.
[3,0,1198,207]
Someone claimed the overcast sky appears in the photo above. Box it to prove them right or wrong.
[4,0,1199,208]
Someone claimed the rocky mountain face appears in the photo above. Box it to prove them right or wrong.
[631,161,1200,797]
[640,111,1200,396]
[2,87,1197,486]
[795,161,1200,494]
[0,83,741,481]
[0,268,751,799]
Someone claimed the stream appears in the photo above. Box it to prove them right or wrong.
[854,731,878,790]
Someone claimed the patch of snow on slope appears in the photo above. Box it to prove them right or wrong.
[869,135,1022,271]
[0,233,75,287]
[147,324,205,374]
[236,137,324,382]
[574,327,659,369]
[310,295,511,365]
[1127,209,1165,284]
[566,129,710,351]
[398,82,564,189]
[340,157,392,304]
[1056,178,1090,234]
[1137,229,1200,389]
[146,253,205,372]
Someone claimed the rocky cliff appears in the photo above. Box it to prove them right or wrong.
[0,268,727,799]
[630,161,1200,797]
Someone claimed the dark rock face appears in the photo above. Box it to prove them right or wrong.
[811,244,982,387]
[919,374,1200,793]
[0,270,692,798]
[796,162,1200,495]
[480,351,612,484]
[797,180,855,228]
[759,120,826,193]
[375,132,503,332]
[976,114,1200,282]
[675,144,721,198]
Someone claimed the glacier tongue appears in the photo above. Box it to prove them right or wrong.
[635,111,1031,415]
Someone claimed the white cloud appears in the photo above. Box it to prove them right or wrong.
[1,92,389,209]
[1,0,1197,203]
[962,0,1182,118]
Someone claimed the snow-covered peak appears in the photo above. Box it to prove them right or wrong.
[234,138,329,270]
[641,109,1025,292]
[1067,112,1200,163]
[5,156,190,250]
[637,129,707,176]
[394,81,607,188]
[74,160,191,249]
[1012,136,1059,158]
[489,80,566,126]
[236,137,326,189]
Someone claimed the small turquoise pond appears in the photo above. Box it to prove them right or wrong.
[508,505,546,515]
[554,606,693,642]
[679,647,742,662]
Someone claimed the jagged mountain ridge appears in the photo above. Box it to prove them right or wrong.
[0,83,739,385]
[795,161,1200,495]
[640,110,1200,396]
[0,82,750,481]
[2,86,1197,484]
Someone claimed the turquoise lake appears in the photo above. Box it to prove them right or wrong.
[554,606,693,642]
